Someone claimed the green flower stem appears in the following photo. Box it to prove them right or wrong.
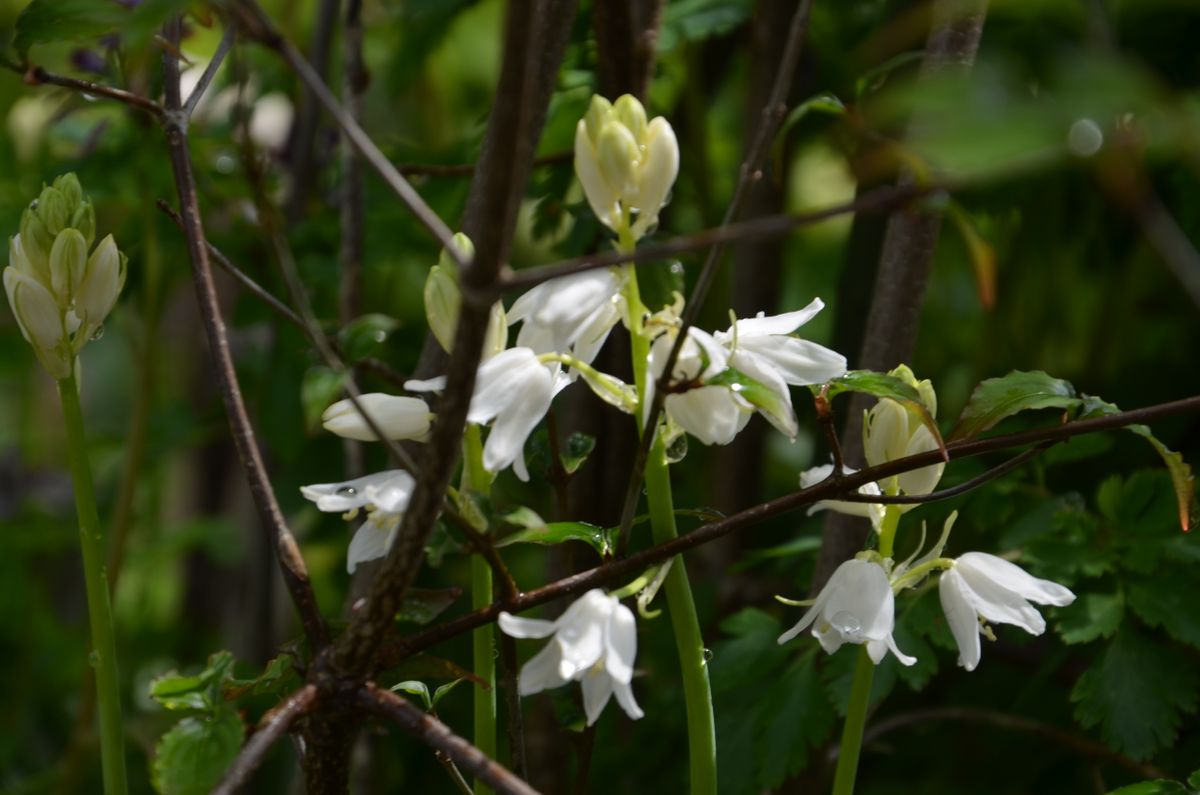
[57,372,128,795]
[620,234,717,794]
[831,505,902,795]
[462,424,496,795]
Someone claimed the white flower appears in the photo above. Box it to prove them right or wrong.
[798,464,886,533]
[778,558,916,666]
[938,552,1075,671]
[507,268,625,366]
[862,365,943,500]
[574,94,679,240]
[321,394,432,442]
[499,589,643,726]
[646,326,750,446]
[712,298,848,439]
[300,470,415,573]
[406,347,565,482]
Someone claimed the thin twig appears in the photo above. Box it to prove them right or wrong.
[159,17,329,649]
[183,26,235,118]
[398,151,572,178]
[815,386,846,475]
[443,505,521,601]
[375,393,1200,664]
[615,0,816,555]
[229,0,465,264]
[833,443,1049,504]
[14,65,164,117]
[852,707,1168,780]
[362,684,542,795]
[501,182,929,291]
[213,685,319,794]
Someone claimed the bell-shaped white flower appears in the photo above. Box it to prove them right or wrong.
[574,94,679,241]
[321,394,432,442]
[712,298,848,439]
[862,365,944,500]
[938,552,1075,671]
[406,347,565,482]
[778,557,916,666]
[646,326,751,446]
[507,268,625,367]
[300,469,415,573]
[499,589,643,726]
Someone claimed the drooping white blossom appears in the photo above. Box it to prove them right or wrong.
[646,326,750,446]
[778,557,916,666]
[507,268,625,366]
[300,470,415,573]
[499,589,644,726]
[862,364,944,499]
[938,552,1075,671]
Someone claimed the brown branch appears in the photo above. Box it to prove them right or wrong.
[376,393,1200,664]
[502,182,929,291]
[14,65,164,118]
[615,0,816,554]
[159,17,329,649]
[361,684,541,795]
[213,685,319,795]
[834,443,1049,504]
[854,707,1168,780]
[229,0,465,264]
[183,26,234,118]
[286,0,341,220]
[397,151,572,178]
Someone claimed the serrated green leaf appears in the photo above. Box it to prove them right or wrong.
[1071,624,1200,760]
[822,645,898,717]
[1127,574,1200,648]
[1106,782,1188,795]
[1057,592,1124,645]
[152,707,244,795]
[710,609,791,694]
[949,370,1080,441]
[821,370,945,455]
[300,366,347,433]
[391,680,433,710]
[396,587,461,626]
[756,656,834,788]
[496,521,612,557]
[337,313,400,362]
[149,651,235,711]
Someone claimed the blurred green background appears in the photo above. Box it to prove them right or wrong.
[1,0,1199,793]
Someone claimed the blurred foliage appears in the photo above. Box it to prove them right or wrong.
[0,0,1198,793]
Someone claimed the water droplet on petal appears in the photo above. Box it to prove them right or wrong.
[830,611,861,635]
[703,648,714,663]
[665,434,688,464]
[88,324,104,341]
[336,486,358,496]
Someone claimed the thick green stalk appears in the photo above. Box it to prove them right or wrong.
[463,425,496,795]
[622,245,717,793]
[57,373,128,795]
[831,505,901,795]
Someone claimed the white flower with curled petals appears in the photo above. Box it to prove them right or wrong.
[507,268,625,366]
[300,470,415,573]
[646,326,751,446]
[938,552,1075,671]
[778,557,916,666]
[321,394,432,442]
[499,589,643,726]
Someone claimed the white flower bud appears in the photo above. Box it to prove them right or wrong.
[424,264,460,354]
[583,94,613,145]
[48,229,88,307]
[631,117,679,237]
[75,234,124,333]
[321,393,432,442]
[612,94,648,141]
[37,187,69,236]
[19,209,51,275]
[574,120,621,230]
[4,266,69,378]
[597,123,641,203]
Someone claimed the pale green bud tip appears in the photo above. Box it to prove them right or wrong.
[49,228,88,305]
[612,94,648,141]
[438,232,474,271]
[597,123,641,200]
[424,265,461,354]
[36,185,69,235]
[53,173,83,210]
[76,234,123,330]
[584,95,614,144]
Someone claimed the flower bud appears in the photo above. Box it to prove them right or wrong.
[597,122,641,202]
[18,208,52,276]
[583,94,613,145]
[4,266,69,378]
[612,94,647,141]
[71,201,96,247]
[424,264,460,354]
[75,234,124,333]
[574,120,621,230]
[631,117,679,237]
[53,173,83,213]
[36,186,69,236]
[322,394,432,442]
[49,229,87,307]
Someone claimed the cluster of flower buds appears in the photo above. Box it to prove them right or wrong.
[574,94,679,243]
[3,174,126,379]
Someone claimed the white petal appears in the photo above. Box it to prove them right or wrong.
[481,359,553,480]
[863,400,910,468]
[469,348,543,424]
[517,640,569,695]
[553,591,611,679]
[884,634,917,667]
[736,335,847,386]
[498,612,558,639]
[939,568,982,671]
[346,517,397,573]
[799,465,885,530]
[300,470,410,512]
[322,394,432,442]
[957,553,1076,607]
[533,269,620,329]
[362,471,416,514]
[728,348,798,439]
[896,423,945,497]
[404,376,447,392]
[630,117,679,235]
[580,669,614,726]
[665,387,749,446]
[865,638,889,664]
[603,600,638,684]
[612,680,644,721]
[574,122,621,230]
[953,562,1049,635]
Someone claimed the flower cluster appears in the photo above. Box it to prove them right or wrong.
[4,174,126,379]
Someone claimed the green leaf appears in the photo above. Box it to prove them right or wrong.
[1127,573,1200,649]
[949,370,1080,441]
[432,678,466,708]
[1187,768,1200,790]
[337,314,400,363]
[1106,782,1188,795]
[635,259,684,312]
[391,680,433,710]
[756,656,835,789]
[149,651,236,711]
[300,366,347,433]
[560,432,596,475]
[152,707,245,795]
[706,367,794,436]
[499,506,546,530]
[14,0,124,60]
[496,521,612,557]
[820,370,945,453]
[1080,395,1197,532]
[1056,592,1124,645]
[1071,624,1200,760]
[396,587,462,626]
[222,654,299,701]
[709,609,791,694]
